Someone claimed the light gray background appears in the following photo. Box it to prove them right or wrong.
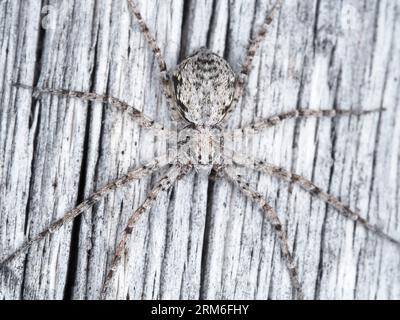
[0,0,399,299]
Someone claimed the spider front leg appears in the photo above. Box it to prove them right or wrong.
[231,154,400,246]
[224,166,304,300]
[101,162,192,299]
[12,83,173,135]
[229,108,385,134]
[0,155,172,268]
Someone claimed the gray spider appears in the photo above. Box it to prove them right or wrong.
[2,0,399,300]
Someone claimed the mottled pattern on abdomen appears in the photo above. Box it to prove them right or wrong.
[172,48,236,126]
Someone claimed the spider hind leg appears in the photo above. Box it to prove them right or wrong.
[12,83,170,133]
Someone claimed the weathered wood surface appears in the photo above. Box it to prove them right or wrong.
[0,0,399,300]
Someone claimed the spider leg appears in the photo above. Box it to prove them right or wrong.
[225,0,283,118]
[127,0,181,122]
[12,83,173,135]
[100,162,192,299]
[229,108,385,133]
[231,154,400,246]
[0,155,173,267]
[224,165,304,300]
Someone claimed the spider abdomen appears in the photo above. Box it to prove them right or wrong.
[173,48,236,126]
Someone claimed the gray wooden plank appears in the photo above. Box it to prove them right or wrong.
[0,0,399,300]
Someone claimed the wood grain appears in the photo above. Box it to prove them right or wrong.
[0,0,399,300]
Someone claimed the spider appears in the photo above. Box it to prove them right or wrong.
[1,0,399,300]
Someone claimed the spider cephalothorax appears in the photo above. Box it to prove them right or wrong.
[177,125,224,171]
